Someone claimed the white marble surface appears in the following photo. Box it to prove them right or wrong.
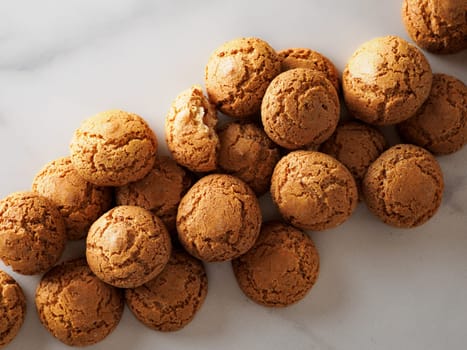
[0,0,466,349]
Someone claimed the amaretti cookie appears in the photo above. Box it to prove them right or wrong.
[205,37,281,118]
[271,151,358,231]
[35,259,124,347]
[363,144,444,228]
[262,68,340,149]
[343,35,432,125]
[0,192,66,275]
[70,109,158,186]
[177,174,262,262]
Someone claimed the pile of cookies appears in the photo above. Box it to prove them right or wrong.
[1,0,466,347]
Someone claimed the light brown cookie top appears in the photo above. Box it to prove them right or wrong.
[217,122,281,195]
[32,156,112,240]
[86,206,171,288]
[0,191,66,275]
[125,249,208,332]
[205,37,281,118]
[343,35,433,125]
[0,270,26,348]
[402,0,467,54]
[232,221,319,307]
[363,144,444,228]
[398,73,467,155]
[177,174,262,262]
[35,258,124,347]
[70,109,158,186]
[271,151,358,231]
[166,85,219,172]
[262,68,340,150]
[278,48,340,92]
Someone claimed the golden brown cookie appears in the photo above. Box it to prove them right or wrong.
[32,156,112,240]
[205,37,281,118]
[217,122,281,195]
[402,0,467,54]
[125,249,208,332]
[232,221,319,307]
[343,35,433,125]
[398,73,467,155]
[362,144,444,228]
[271,151,358,231]
[35,258,123,347]
[177,174,262,262]
[70,110,158,186]
[0,192,66,275]
[86,206,171,288]
[0,270,26,348]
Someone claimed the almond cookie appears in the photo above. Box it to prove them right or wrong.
[271,151,358,231]
[262,68,340,150]
[70,109,158,186]
[205,37,281,118]
[32,156,112,240]
[363,144,444,228]
[0,192,66,275]
[177,174,262,262]
[86,206,171,288]
[232,221,319,307]
[0,270,26,348]
[402,0,467,54]
[125,249,208,332]
[217,122,281,195]
[343,35,433,125]
[398,73,467,155]
[35,258,124,347]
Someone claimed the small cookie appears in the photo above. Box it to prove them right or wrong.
[402,0,467,54]
[217,122,281,195]
[70,110,158,186]
[362,144,444,228]
[35,259,124,347]
[0,270,26,348]
[271,151,358,231]
[125,250,208,332]
[205,37,281,118]
[232,221,319,307]
[262,68,340,150]
[177,174,262,262]
[0,191,66,275]
[86,206,171,288]
[398,73,467,155]
[32,156,112,240]
[343,35,433,125]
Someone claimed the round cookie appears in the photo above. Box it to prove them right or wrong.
[270,151,358,231]
[0,191,66,275]
[217,122,281,195]
[362,144,444,228]
[398,73,467,155]
[165,85,219,172]
[232,221,320,307]
[32,156,112,240]
[205,37,281,118]
[115,156,192,232]
[70,109,158,186]
[343,35,433,125]
[402,0,467,54]
[35,258,123,347]
[86,206,171,288]
[262,68,340,150]
[0,270,26,348]
[125,250,208,332]
[278,48,340,92]
[177,174,262,262]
